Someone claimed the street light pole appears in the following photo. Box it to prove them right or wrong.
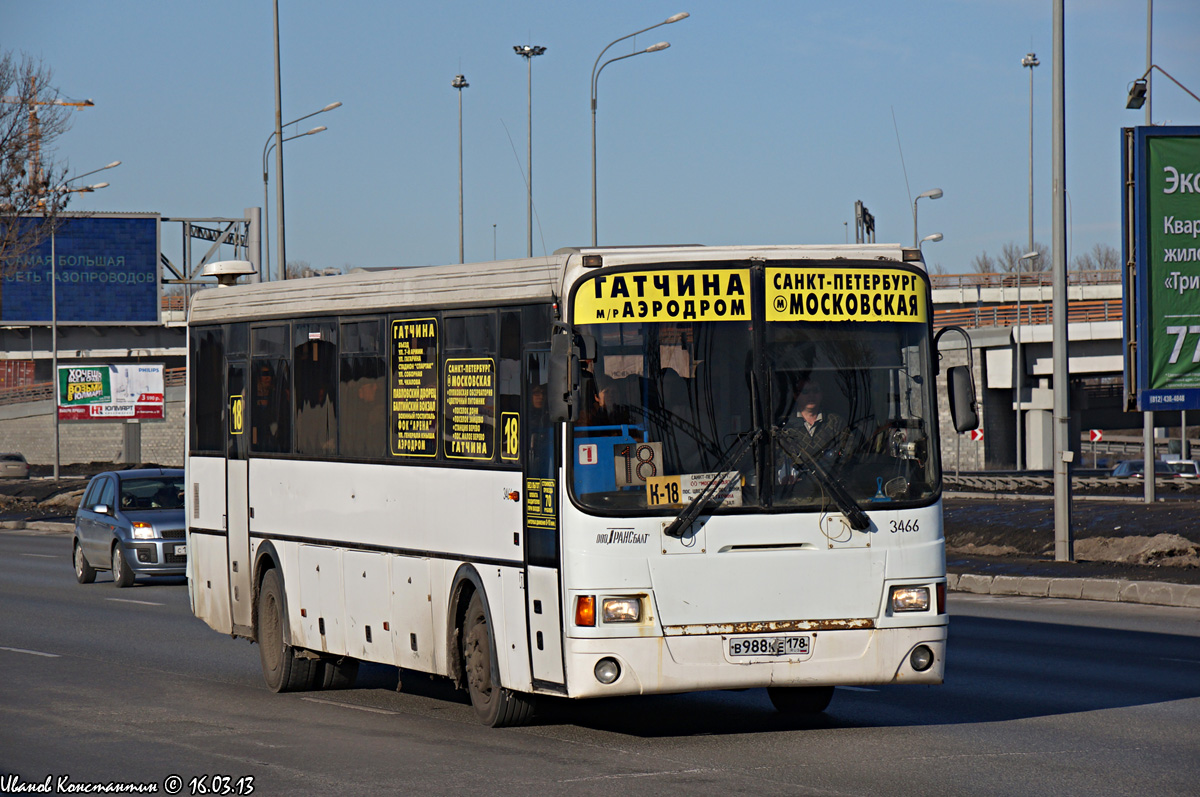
[453,75,469,264]
[590,12,688,247]
[47,162,119,479]
[260,103,340,281]
[1022,53,1039,262]
[272,0,286,280]
[1016,250,1040,472]
[912,188,943,248]
[514,45,546,258]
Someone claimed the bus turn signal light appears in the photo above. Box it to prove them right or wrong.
[575,595,596,627]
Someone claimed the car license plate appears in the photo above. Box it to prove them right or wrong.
[174,544,187,556]
[728,635,810,657]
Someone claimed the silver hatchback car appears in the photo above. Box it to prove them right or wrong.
[72,469,187,587]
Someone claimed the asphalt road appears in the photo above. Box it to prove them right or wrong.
[3,528,1200,796]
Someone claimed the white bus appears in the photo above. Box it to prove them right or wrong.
[186,244,977,726]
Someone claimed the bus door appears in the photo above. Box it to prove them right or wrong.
[523,349,565,687]
[226,359,252,630]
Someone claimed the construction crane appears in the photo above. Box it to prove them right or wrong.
[0,75,94,187]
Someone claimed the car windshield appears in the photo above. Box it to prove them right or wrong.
[119,476,185,511]
[568,262,938,516]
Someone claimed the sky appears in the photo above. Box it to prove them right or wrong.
[6,0,1200,276]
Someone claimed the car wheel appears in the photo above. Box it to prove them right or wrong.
[462,591,534,727]
[74,541,96,584]
[256,569,318,693]
[766,685,835,714]
[110,544,135,588]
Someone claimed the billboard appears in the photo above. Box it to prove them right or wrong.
[1125,126,1200,411]
[57,364,164,420]
[0,214,160,325]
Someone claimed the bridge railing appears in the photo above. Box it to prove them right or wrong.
[930,269,1120,290]
[0,367,186,407]
[933,298,1123,329]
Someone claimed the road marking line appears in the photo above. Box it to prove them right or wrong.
[0,646,61,658]
[300,697,399,715]
[106,598,165,606]
[20,553,56,558]
[1160,657,1200,664]
[837,686,879,692]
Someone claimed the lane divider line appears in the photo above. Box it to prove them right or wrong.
[0,646,61,658]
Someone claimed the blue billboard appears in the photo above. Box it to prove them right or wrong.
[0,214,160,324]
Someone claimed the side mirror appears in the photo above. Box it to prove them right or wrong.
[947,365,978,433]
[549,332,581,422]
[93,504,111,516]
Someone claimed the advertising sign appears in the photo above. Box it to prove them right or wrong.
[58,364,164,420]
[1128,126,1200,410]
[0,214,160,325]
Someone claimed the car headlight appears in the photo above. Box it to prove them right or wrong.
[890,585,931,612]
[131,522,156,540]
[602,597,642,623]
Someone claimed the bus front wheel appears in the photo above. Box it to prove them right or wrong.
[767,685,835,714]
[462,592,534,727]
[257,568,318,693]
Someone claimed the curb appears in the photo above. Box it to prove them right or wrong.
[948,572,1200,609]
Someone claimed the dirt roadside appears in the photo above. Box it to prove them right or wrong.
[945,495,1200,586]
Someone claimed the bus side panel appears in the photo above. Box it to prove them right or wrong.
[297,544,346,654]
[190,533,232,635]
[188,455,226,536]
[390,556,435,672]
[187,455,229,632]
[527,565,565,683]
[499,566,532,691]
[249,459,523,569]
[343,550,393,664]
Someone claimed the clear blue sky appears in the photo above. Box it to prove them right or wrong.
[6,1,1199,274]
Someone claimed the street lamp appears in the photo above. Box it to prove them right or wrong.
[590,12,688,246]
[514,44,547,258]
[261,102,340,281]
[47,161,119,479]
[918,232,942,251]
[1022,52,1039,264]
[1015,249,1040,471]
[912,188,942,248]
[453,74,469,264]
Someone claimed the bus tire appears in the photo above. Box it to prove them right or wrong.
[257,568,318,693]
[111,544,135,588]
[462,592,534,727]
[317,657,359,690]
[74,541,96,584]
[767,685,835,714]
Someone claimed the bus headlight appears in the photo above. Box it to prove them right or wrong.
[602,597,642,623]
[890,585,930,612]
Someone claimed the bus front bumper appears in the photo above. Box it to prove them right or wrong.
[561,625,946,699]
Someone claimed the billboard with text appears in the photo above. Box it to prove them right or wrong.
[0,214,160,325]
[57,364,164,420]
[1125,126,1200,411]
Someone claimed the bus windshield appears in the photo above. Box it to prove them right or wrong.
[569,309,939,515]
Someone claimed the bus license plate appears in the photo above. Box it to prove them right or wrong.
[728,635,810,657]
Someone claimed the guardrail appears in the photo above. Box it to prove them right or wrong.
[0,367,186,407]
[933,298,1123,329]
[930,270,1120,291]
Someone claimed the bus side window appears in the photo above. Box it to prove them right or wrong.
[250,325,292,454]
[340,318,386,459]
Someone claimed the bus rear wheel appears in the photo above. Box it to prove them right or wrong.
[257,568,318,693]
[462,592,534,727]
[767,685,835,714]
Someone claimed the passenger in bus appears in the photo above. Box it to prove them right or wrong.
[581,374,627,427]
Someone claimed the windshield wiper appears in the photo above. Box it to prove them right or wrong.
[773,427,871,531]
[662,428,762,539]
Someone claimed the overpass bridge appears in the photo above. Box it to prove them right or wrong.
[929,269,1171,472]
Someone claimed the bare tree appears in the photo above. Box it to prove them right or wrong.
[972,241,1050,273]
[0,52,79,271]
[1072,243,1120,271]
